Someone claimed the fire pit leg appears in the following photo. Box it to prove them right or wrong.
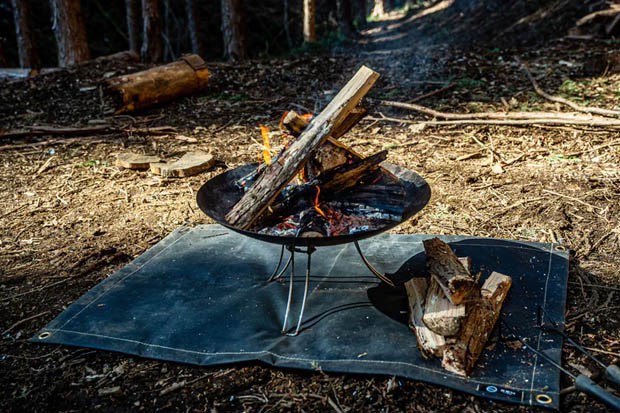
[354,241,395,287]
[281,245,315,336]
[268,245,293,282]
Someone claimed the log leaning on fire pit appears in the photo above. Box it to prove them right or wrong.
[226,66,379,230]
[102,54,209,114]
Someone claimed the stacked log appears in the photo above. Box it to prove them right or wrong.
[405,238,512,376]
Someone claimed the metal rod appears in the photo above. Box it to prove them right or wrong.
[538,306,607,370]
[281,248,295,334]
[287,248,313,336]
[269,251,292,282]
[501,320,576,379]
[268,245,285,281]
[354,240,395,287]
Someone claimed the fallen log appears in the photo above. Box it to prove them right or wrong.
[442,272,512,376]
[225,66,379,230]
[405,277,445,358]
[423,238,477,305]
[102,54,209,114]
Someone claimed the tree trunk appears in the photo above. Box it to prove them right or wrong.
[0,37,7,67]
[125,0,140,53]
[303,0,316,43]
[283,0,292,50]
[185,0,203,56]
[141,0,162,63]
[352,0,368,29]
[371,0,385,17]
[12,0,40,69]
[220,0,246,61]
[336,0,355,37]
[49,0,90,67]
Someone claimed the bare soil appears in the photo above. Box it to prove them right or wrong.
[1,5,619,412]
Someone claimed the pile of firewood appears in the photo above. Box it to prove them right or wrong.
[405,238,512,376]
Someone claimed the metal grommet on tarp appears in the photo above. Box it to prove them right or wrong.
[554,245,566,251]
[535,394,553,405]
[38,331,51,340]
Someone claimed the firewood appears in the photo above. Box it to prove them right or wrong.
[442,272,512,376]
[281,106,366,140]
[253,150,388,227]
[422,277,466,336]
[281,110,364,176]
[404,277,445,358]
[420,256,471,337]
[102,54,209,114]
[116,152,162,170]
[156,151,214,177]
[423,238,476,305]
[225,66,379,230]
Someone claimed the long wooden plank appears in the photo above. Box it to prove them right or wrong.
[225,66,379,229]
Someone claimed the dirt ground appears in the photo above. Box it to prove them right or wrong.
[1,4,619,412]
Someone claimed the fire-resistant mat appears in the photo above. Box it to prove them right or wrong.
[33,224,569,409]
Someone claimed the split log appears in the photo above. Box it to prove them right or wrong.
[254,150,387,227]
[423,277,466,336]
[405,276,445,358]
[442,272,512,376]
[281,110,364,177]
[423,238,476,305]
[225,66,379,230]
[102,54,209,114]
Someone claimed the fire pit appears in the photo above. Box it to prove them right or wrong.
[196,162,430,335]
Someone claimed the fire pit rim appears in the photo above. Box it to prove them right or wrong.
[196,162,431,247]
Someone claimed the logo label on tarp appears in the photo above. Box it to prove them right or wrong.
[476,384,523,401]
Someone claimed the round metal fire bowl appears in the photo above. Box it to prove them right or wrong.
[196,163,430,247]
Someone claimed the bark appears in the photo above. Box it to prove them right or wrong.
[102,54,209,114]
[423,238,477,305]
[49,0,90,67]
[221,0,246,62]
[11,0,40,69]
[225,66,379,229]
[303,0,316,43]
[125,0,141,53]
[185,0,204,56]
[0,38,7,67]
[141,0,163,63]
[442,272,512,376]
[283,0,292,50]
[336,0,356,37]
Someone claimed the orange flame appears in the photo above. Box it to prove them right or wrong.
[260,124,271,165]
[314,185,326,218]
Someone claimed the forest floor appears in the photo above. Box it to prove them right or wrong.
[1,3,620,412]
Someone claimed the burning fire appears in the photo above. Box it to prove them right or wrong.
[260,124,271,165]
[314,185,327,218]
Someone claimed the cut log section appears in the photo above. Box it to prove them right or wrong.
[423,238,477,305]
[404,277,445,358]
[225,65,379,230]
[442,272,512,376]
[116,152,162,170]
[102,54,209,114]
[156,151,214,177]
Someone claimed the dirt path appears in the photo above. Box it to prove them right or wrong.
[1,6,619,411]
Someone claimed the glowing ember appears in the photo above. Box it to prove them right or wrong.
[260,124,271,165]
[313,185,327,218]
